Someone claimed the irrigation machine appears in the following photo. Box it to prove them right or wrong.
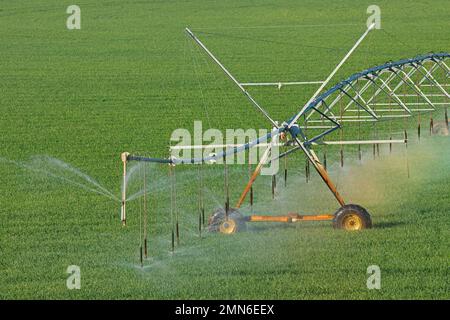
[119,24,449,260]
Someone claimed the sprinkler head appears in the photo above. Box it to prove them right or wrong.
[121,152,130,163]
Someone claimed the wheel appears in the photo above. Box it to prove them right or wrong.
[333,204,372,230]
[208,207,247,234]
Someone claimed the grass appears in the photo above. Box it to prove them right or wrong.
[0,0,449,299]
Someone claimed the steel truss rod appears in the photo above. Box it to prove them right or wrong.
[333,115,386,119]
[306,97,339,121]
[347,108,436,112]
[342,71,397,113]
[345,82,379,118]
[413,63,449,98]
[390,67,436,109]
[235,139,275,209]
[293,136,346,206]
[319,69,398,120]
[320,100,338,120]
[416,61,445,89]
[418,62,440,86]
[368,77,411,114]
[364,67,417,107]
[329,114,411,120]
[305,79,363,123]
[420,84,450,87]
[439,59,450,73]
[240,81,324,87]
[339,87,378,120]
[432,58,450,76]
[305,106,341,143]
[185,28,278,127]
[288,23,376,128]
[341,80,375,112]
[170,138,406,151]
[369,103,448,107]
[313,89,346,120]
[393,94,445,97]
[376,75,412,113]
[309,118,378,122]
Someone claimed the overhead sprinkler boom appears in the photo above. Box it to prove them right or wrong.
[120,23,449,250]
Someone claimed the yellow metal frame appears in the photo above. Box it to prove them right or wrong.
[248,214,334,223]
[233,140,343,225]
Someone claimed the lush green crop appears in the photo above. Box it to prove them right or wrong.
[0,0,448,299]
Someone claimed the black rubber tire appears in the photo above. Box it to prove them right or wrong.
[333,204,372,230]
[208,207,247,233]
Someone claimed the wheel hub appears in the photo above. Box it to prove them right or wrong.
[219,219,237,234]
[342,213,362,230]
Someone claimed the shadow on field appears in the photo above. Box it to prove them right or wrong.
[246,221,331,232]
[374,221,406,229]
[246,220,406,232]
[246,223,296,232]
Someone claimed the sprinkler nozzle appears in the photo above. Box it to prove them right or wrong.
[121,152,130,163]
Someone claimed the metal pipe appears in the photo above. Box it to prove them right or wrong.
[120,152,129,226]
[171,139,406,151]
[391,67,436,109]
[288,23,376,127]
[371,77,411,114]
[414,63,449,98]
[345,82,379,118]
[364,68,415,107]
[294,136,346,206]
[248,214,334,223]
[339,87,378,119]
[143,165,148,258]
[240,81,324,87]
[185,27,278,127]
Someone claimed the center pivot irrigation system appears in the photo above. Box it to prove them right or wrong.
[120,23,449,248]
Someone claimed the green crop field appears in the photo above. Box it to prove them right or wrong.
[0,0,449,299]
